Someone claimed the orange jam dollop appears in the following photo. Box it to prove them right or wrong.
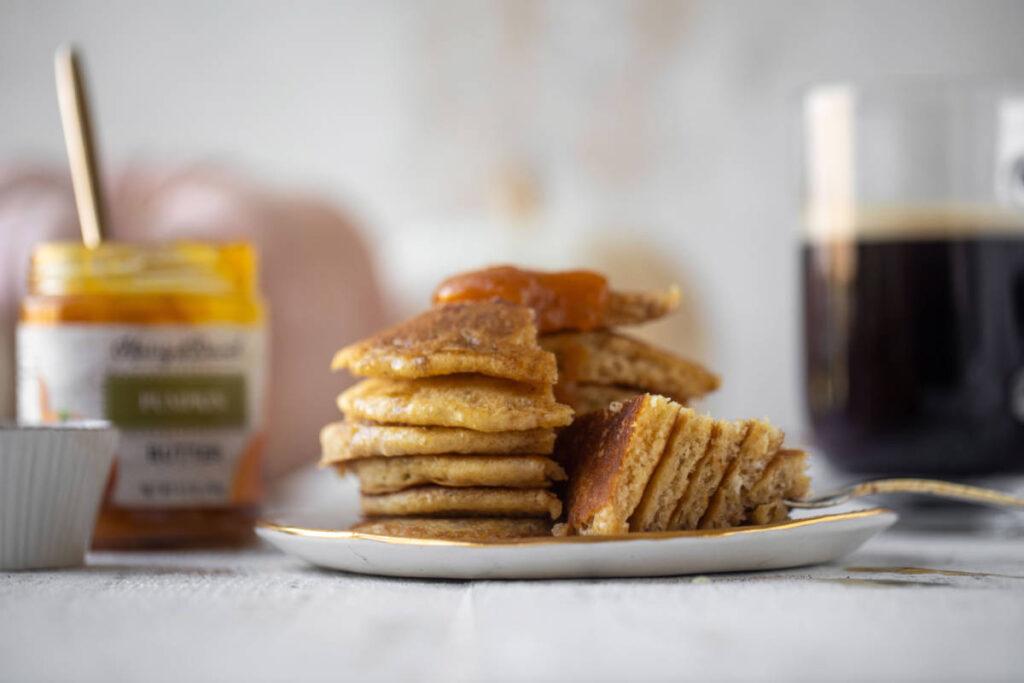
[433,265,609,333]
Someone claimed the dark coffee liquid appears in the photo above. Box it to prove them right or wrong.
[803,234,1024,475]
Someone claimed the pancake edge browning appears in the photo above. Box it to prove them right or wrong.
[557,394,680,535]
[360,486,563,519]
[349,454,566,494]
[331,300,557,385]
[338,375,573,432]
[320,421,557,463]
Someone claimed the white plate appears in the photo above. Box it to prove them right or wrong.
[256,507,897,580]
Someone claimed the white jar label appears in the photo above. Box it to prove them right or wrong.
[17,324,266,508]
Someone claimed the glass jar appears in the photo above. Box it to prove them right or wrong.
[17,242,267,548]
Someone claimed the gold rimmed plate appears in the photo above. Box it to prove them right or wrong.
[256,506,897,579]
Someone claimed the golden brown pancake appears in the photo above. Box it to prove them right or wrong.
[338,375,573,432]
[604,287,681,328]
[331,301,557,385]
[350,454,566,494]
[350,517,552,541]
[556,394,680,535]
[630,408,715,532]
[700,419,785,529]
[320,421,556,463]
[667,420,748,530]
[360,486,562,519]
[541,331,720,403]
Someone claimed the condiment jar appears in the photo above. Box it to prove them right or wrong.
[17,242,267,548]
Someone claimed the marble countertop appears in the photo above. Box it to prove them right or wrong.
[2,525,1023,682]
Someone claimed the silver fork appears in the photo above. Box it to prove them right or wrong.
[786,478,1024,510]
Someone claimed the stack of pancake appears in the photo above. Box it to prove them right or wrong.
[555,394,810,535]
[433,266,721,414]
[320,300,574,540]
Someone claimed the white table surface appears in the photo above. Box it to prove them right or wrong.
[2,523,1023,682]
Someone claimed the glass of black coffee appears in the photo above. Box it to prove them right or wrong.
[802,81,1024,476]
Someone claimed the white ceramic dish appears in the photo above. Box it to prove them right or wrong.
[257,506,897,580]
[0,421,118,570]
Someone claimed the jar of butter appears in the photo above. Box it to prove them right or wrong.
[17,242,267,548]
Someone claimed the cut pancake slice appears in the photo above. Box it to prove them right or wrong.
[338,375,573,433]
[331,300,557,385]
[350,517,552,541]
[699,420,785,529]
[667,420,749,530]
[604,287,681,329]
[742,449,810,525]
[350,454,566,494]
[747,501,790,525]
[630,408,715,532]
[541,331,720,404]
[360,486,563,519]
[320,421,556,463]
[556,394,680,535]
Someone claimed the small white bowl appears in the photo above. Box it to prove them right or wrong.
[0,421,118,570]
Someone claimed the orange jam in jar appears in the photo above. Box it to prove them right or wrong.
[17,242,267,548]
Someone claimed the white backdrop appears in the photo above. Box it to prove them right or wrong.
[3,0,1024,432]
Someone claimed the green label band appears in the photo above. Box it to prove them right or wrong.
[105,374,247,429]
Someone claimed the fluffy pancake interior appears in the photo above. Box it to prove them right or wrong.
[667,420,749,530]
[741,449,810,525]
[630,408,714,532]
[699,420,785,529]
[338,374,573,432]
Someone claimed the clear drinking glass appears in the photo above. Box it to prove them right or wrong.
[802,80,1024,476]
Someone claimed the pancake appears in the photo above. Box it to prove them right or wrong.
[350,454,566,494]
[541,331,720,403]
[699,420,785,529]
[562,384,644,415]
[338,375,573,432]
[432,266,680,332]
[604,287,681,328]
[630,408,715,532]
[556,394,680,535]
[350,517,552,541]
[742,449,810,525]
[331,300,557,385]
[667,420,748,530]
[320,421,556,463]
[360,486,563,519]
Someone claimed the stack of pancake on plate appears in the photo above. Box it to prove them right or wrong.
[320,265,811,540]
[320,300,573,541]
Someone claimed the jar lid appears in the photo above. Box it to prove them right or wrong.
[28,241,259,296]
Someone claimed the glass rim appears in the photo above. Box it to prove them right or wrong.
[801,76,1024,101]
